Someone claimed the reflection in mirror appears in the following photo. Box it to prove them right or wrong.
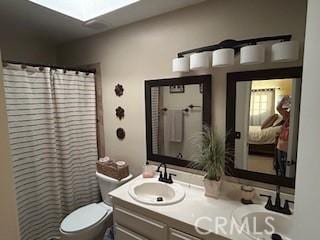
[151,84,203,161]
[234,78,301,178]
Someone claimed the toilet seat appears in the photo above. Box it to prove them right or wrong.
[60,203,112,233]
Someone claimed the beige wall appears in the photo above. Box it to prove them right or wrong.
[293,0,320,238]
[0,25,57,64]
[252,79,292,96]
[0,50,20,239]
[57,0,307,176]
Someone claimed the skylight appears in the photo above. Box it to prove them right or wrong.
[28,0,140,22]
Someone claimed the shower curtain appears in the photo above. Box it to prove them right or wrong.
[3,64,100,240]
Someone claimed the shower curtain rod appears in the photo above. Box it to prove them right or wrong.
[2,60,96,74]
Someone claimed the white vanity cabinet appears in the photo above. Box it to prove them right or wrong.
[113,206,202,240]
[169,228,201,240]
[114,206,167,240]
[115,225,148,240]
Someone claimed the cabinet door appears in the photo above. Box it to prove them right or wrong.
[169,228,201,240]
[114,206,167,240]
[115,225,149,240]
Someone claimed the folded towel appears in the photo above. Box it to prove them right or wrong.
[167,110,184,143]
[99,156,111,163]
[116,161,126,167]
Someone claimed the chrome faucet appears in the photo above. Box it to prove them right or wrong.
[260,185,294,215]
[156,162,176,184]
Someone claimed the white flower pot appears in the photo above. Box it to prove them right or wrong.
[203,178,222,198]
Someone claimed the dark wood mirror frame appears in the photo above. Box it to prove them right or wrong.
[145,75,212,167]
[226,67,303,188]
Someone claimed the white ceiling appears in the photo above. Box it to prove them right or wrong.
[0,0,205,45]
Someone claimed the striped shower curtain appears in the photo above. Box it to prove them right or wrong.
[3,64,100,240]
[151,87,160,154]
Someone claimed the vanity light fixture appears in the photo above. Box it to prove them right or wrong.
[212,48,235,67]
[190,52,210,70]
[172,57,190,72]
[240,44,265,65]
[172,35,298,72]
[271,41,299,62]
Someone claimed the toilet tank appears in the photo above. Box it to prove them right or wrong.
[96,172,133,205]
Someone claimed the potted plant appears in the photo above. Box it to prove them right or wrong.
[191,125,232,198]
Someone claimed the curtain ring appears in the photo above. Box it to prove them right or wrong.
[76,71,79,75]
[39,66,44,71]
[63,69,67,74]
[21,64,27,69]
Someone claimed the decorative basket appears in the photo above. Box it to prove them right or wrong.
[96,160,129,180]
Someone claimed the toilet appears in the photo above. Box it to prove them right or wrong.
[59,172,133,240]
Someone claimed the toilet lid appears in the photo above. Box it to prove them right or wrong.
[61,203,109,233]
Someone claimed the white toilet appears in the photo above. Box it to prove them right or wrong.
[59,172,133,240]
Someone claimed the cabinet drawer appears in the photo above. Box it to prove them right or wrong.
[169,228,201,240]
[114,206,167,240]
[115,225,148,240]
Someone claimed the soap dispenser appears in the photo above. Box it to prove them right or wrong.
[143,161,155,178]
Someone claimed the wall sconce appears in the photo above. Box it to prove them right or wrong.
[172,57,189,72]
[240,45,265,65]
[190,52,210,70]
[271,41,299,62]
[212,48,234,67]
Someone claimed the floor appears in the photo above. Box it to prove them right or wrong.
[104,227,114,240]
[247,154,276,175]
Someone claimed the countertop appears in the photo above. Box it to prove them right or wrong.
[109,173,265,240]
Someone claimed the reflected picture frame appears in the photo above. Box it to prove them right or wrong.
[169,85,185,93]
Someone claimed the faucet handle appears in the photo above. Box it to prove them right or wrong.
[286,200,294,204]
[157,170,163,179]
[260,194,272,198]
[169,173,176,180]
[284,199,294,208]
[167,173,176,184]
[260,194,273,209]
[283,200,294,215]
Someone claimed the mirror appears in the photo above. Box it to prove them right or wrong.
[151,84,203,160]
[226,67,302,188]
[145,75,211,167]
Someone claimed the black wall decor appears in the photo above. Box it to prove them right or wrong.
[116,128,126,140]
[115,84,124,97]
[116,106,125,120]
[169,85,185,93]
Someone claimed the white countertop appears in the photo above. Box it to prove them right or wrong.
[109,174,263,240]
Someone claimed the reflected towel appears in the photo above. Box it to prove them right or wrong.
[167,110,183,143]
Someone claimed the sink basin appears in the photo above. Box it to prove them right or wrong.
[232,205,293,240]
[128,179,185,205]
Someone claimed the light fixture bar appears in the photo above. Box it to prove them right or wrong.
[177,35,292,58]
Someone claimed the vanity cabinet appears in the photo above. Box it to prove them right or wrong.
[169,228,201,240]
[114,206,167,240]
[115,225,148,240]
[113,206,202,240]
